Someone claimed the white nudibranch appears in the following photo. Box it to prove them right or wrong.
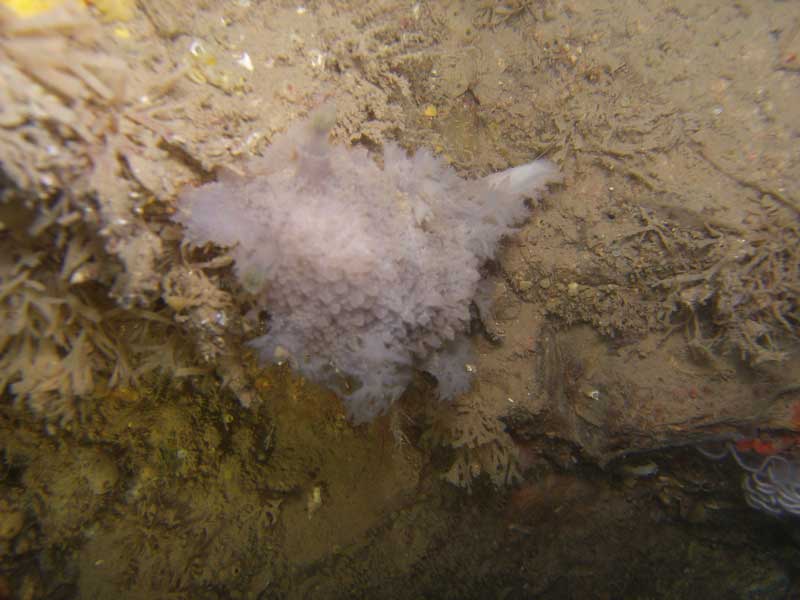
[175,105,560,422]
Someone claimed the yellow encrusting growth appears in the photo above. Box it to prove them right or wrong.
[85,0,135,21]
[0,0,135,20]
[0,0,65,17]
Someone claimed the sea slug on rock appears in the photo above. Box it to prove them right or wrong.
[175,105,560,423]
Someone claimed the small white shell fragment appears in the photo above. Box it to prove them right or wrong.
[237,51,254,71]
[621,462,659,478]
[307,485,322,518]
[189,39,204,56]
[273,345,290,364]
[309,50,326,69]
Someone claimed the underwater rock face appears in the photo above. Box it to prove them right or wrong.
[176,107,559,423]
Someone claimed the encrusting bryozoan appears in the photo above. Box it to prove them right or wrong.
[175,104,560,423]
